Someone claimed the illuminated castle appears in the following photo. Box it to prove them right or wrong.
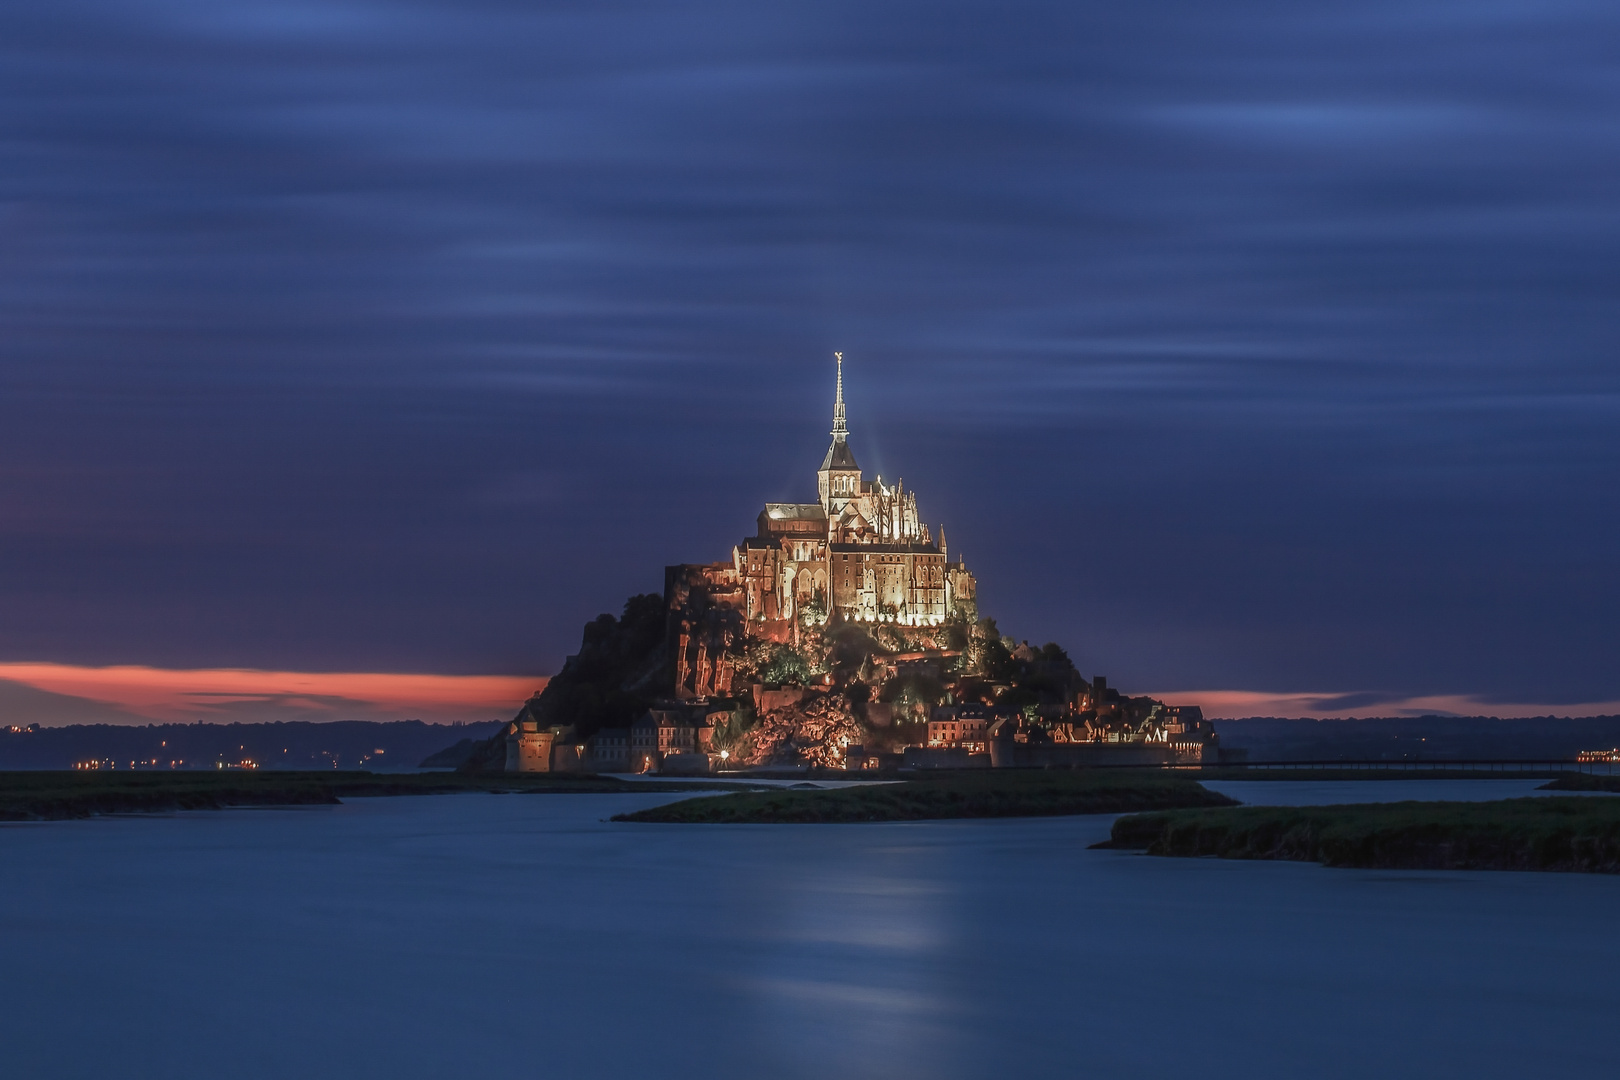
[666,355,976,698]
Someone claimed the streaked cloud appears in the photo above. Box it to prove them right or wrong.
[0,0,1616,705]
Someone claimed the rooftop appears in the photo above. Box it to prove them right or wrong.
[762,503,828,521]
[819,439,859,471]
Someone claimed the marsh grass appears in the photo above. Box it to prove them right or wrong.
[1104,796,1620,873]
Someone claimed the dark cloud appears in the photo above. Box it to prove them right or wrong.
[0,679,148,727]
[1,1,1617,701]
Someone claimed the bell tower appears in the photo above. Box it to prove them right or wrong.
[817,353,863,512]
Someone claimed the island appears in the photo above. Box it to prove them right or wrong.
[455,358,1220,779]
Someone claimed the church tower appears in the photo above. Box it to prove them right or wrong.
[817,352,862,512]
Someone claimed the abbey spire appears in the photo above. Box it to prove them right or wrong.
[831,351,848,440]
[818,352,861,510]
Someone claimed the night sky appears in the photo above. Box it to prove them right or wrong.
[3,1,1618,722]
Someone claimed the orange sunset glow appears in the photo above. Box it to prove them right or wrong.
[1154,689,1620,721]
[0,663,545,725]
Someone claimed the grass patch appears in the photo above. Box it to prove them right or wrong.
[612,769,1236,824]
[0,771,743,821]
[1103,797,1620,873]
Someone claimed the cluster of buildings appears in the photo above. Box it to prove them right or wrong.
[915,677,1217,768]
[501,678,1218,774]
[505,705,723,776]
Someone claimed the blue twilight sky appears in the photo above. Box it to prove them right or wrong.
[1,0,1617,714]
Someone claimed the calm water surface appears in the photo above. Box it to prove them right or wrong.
[1201,777,1587,805]
[1,782,1616,1079]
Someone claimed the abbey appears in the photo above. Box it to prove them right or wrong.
[666,356,976,699]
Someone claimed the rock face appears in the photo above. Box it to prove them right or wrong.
[732,692,866,768]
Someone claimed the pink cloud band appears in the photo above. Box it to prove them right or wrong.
[4,661,1610,726]
[0,662,545,725]
[1153,689,1620,720]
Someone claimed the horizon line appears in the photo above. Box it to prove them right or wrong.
[2,661,1617,727]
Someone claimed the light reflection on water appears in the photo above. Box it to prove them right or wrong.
[738,860,957,1073]
[0,783,1617,1080]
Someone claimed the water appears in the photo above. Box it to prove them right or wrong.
[2,783,1617,1079]
[1201,777,1589,805]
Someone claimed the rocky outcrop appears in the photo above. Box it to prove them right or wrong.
[457,594,669,773]
[732,692,865,768]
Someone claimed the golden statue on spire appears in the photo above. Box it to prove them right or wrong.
[831,352,848,439]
